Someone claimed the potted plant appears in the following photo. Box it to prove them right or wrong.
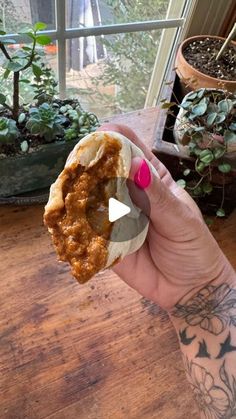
[175,27,236,93]
[0,22,99,198]
[162,88,236,217]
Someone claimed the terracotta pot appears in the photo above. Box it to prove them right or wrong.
[175,35,236,93]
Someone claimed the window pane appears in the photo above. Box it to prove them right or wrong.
[66,0,171,28]
[1,0,55,33]
[66,29,163,117]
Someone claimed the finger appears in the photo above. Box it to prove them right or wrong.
[129,157,197,238]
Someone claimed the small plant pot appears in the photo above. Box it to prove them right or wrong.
[0,138,78,197]
[175,35,236,93]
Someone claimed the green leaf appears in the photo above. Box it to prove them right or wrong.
[202,182,213,194]
[0,93,6,104]
[216,208,225,217]
[197,89,205,99]
[186,91,198,100]
[33,22,47,32]
[36,35,51,45]
[193,186,203,196]
[20,140,28,152]
[0,30,6,35]
[3,69,10,79]
[215,113,226,124]
[161,102,176,109]
[20,79,31,84]
[193,126,205,132]
[192,102,207,116]
[218,163,232,173]
[229,123,236,131]
[181,101,192,110]
[22,46,32,51]
[199,149,214,164]
[206,112,217,126]
[18,113,26,124]
[224,130,236,143]
[218,99,233,113]
[196,161,206,172]
[176,179,186,189]
[32,63,43,78]
[213,147,225,159]
[25,32,36,41]
[183,168,190,176]
[205,218,214,227]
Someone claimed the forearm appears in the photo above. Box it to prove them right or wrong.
[170,265,236,419]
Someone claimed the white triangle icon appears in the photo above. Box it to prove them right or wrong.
[108,197,131,222]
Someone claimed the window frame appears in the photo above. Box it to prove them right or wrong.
[1,0,192,104]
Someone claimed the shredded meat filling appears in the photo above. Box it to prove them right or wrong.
[45,137,121,283]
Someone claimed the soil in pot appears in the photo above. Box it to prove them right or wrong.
[183,38,236,81]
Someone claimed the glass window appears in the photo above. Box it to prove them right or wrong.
[1,0,56,33]
[66,0,171,29]
[66,29,163,117]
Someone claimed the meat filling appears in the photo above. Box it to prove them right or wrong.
[45,137,121,283]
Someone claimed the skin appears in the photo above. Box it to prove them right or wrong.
[98,123,235,311]
[97,124,236,419]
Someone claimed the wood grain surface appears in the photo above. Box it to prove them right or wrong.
[0,108,235,419]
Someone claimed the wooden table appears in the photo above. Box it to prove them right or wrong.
[1,109,235,419]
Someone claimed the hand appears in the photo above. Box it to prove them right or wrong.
[98,124,234,310]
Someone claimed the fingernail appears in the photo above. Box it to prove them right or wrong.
[134,159,151,189]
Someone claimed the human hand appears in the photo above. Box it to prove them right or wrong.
[98,123,234,311]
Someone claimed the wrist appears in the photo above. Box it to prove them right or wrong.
[169,258,236,332]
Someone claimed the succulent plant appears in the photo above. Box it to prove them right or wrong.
[26,102,66,142]
[64,108,100,141]
[0,117,19,143]
[162,88,236,217]
[175,89,236,149]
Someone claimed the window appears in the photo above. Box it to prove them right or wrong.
[0,0,196,116]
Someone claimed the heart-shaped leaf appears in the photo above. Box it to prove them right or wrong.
[218,99,233,113]
[192,102,207,116]
[218,163,232,173]
[176,179,186,189]
[224,130,236,143]
[207,112,217,126]
[216,208,225,217]
[199,149,214,164]
[215,113,226,124]
[34,22,47,32]
[36,35,51,45]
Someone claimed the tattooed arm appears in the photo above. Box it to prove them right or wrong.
[170,275,236,419]
[98,125,236,418]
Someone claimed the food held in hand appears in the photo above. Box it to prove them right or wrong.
[44,131,150,283]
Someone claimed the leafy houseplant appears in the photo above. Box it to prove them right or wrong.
[162,88,236,217]
[0,21,99,197]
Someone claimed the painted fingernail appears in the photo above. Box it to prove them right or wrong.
[134,159,151,189]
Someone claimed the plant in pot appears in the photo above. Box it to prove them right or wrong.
[162,88,236,217]
[175,24,236,93]
[0,21,99,199]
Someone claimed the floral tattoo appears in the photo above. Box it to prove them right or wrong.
[184,357,236,419]
[172,284,236,335]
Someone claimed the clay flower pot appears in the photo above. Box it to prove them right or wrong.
[175,35,236,93]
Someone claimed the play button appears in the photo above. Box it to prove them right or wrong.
[86,176,150,242]
[108,198,131,222]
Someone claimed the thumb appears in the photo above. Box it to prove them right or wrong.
[129,157,196,238]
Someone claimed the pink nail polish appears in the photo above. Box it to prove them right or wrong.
[134,159,151,189]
